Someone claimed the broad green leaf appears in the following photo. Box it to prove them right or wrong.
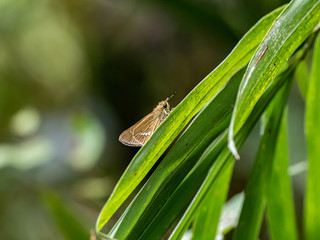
[304,33,320,240]
[96,5,286,232]
[232,78,291,240]
[295,60,309,99]
[267,109,298,240]
[228,0,320,158]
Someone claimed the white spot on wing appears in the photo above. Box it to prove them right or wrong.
[141,131,151,136]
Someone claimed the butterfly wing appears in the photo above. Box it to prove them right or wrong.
[119,112,162,147]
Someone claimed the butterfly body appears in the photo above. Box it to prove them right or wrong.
[119,99,172,147]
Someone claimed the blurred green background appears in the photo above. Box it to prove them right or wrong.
[1,0,308,239]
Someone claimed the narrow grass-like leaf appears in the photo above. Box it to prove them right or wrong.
[304,33,320,240]
[114,44,306,239]
[192,161,233,240]
[96,5,285,232]
[139,67,295,240]
[112,35,313,239]
[295,60,309,99]
[170,154,235,240]
[167,87,275,240]
[228,0,320,158]
[109,67,245,240]
[138,133,229,240]
[266,109,298,240]
[232,79,291,240]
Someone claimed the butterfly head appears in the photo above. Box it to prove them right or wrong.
[154,100,171,117]
[161,92,175,111]
[155,92,175,116]
[159,100,170,111]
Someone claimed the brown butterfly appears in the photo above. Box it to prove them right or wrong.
[119,93,175,147]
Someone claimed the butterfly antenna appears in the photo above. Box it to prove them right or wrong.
[167,92,176,101]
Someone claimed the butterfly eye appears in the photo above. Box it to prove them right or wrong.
[163,103,167,108]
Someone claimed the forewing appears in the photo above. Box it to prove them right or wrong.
[119,112,162,147]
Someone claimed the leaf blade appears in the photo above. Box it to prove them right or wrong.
[266,109,298,240]
[137,67,294,240]
[171,153,235,240]
[109,66,245,240]
[304,33,320,240]
[96,5,286,232]
[295,60,309,99]
[232,78,291,240]
[228,0,320,158]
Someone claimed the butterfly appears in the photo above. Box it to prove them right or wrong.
[119,93,175,147]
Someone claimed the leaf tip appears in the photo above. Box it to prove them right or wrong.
[228,137,240,160]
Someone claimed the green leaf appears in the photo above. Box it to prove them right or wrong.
[266,108,298,240]
[109,34,305,239]
[228,0,320,158]
[171,154,234,240]
[109,65,245,240]
[295,60,309,99]
[192,160,233,240]
[96,5,286,232]
[304,33,320,240]
[232,78,291,240]
[167,73,285,238]
[135,66,293,240]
